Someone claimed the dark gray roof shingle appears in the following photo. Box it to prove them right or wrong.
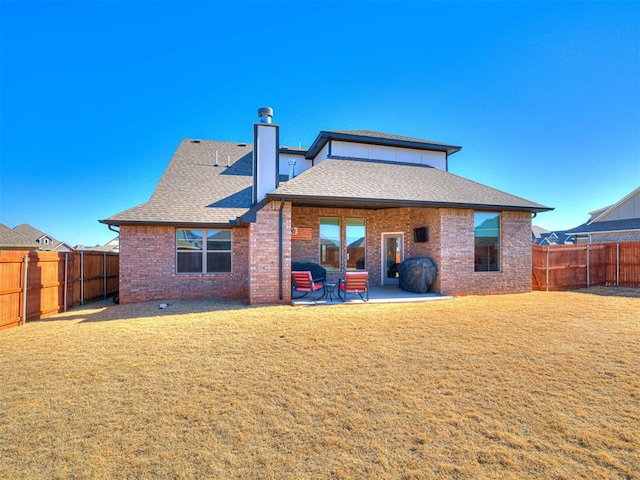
[13,223,71,251]
[270,158,550,212]
[0,223,39,248]
[102,139,254,225]
[567,218,640,234]
[104,136,550,227]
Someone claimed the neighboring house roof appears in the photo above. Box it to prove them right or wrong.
[535,231,574,245]
[532,225,550,241]
[590,186,640,224]
[567,186,640,237]
[305,130,462,159]
[0,222,39,249]
[269,157,550,212]
[76,237,119,252]
[587,205,611,223]
[102,139,254,226]
[567,218,640,235]
[12,223,72,251]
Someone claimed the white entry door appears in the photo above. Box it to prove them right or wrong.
[382,233,403,286]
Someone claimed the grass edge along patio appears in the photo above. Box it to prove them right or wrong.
[101,107,551,305]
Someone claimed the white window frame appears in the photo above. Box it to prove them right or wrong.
[176,229,232,274]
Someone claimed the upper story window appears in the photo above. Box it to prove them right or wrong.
[176,229,231,274]
[474,212,500,272]
[319,217,340,270]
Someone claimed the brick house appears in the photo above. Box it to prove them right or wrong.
[101,107,551,304]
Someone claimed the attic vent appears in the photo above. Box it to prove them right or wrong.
[191,140,201,143]
[237,143,247,147]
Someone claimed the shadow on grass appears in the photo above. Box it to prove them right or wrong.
[35,298,265,324]
[573,286,640,298]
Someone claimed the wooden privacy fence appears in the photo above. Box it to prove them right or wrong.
[0,251,118,330]
[532,241,640,291]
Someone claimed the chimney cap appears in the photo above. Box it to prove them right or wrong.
[258,107,273,123]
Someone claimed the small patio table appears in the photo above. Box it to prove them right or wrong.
[323,282,338,301]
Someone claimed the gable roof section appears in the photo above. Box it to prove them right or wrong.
[589,186,640,224]
[13,223,71,251]
[305,130,462,159]
[0,223,39,249]
[269,158,550,212]
[532,225,550,239]
[101,139,254,226]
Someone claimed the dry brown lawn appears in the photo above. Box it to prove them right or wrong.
[1,289,639,479]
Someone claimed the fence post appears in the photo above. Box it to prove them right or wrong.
[103,252,107,300]
[64,252,69,312]
[616,242,620,286]
[545,246,549,292]
[80,250,85,306]
[586,245,590,288]
[22,254,29,325]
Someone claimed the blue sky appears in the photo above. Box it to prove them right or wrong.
[1,0,638,247]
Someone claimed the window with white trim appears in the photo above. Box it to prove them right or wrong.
[176,229,231,273]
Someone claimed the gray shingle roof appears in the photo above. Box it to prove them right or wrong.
[103,136,550,227]
[13,223,71,251]
[0,223,39,248]
[270,158,550,212]
[102,139,254,225]
[567,218,640,234]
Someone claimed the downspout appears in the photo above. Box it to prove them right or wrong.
[108,224,119,234]
[279,197,285,301]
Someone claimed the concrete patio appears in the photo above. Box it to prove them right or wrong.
[291,285,451,306]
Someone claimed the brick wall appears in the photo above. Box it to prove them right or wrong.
[370,207,443,292]
[291,207,532,296]
[248,200,291,304]
[119,225,249,304]
[437,209,532,295]
[119,207,533,303]
[291,207,377,284]
[291,206,443,290]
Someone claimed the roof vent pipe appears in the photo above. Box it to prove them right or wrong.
[258,107,273,124]
[288,158,296,180]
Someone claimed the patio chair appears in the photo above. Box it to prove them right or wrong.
[291,271,325,300]
[339,271,369,302]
